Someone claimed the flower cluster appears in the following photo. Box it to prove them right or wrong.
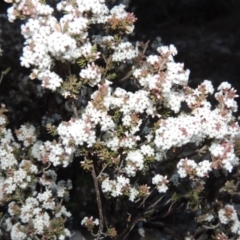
[6,0,136,94]
[15,123,37,147]
[0,107,73,239]
[152,174,169,193]
[218,205,240,234]
[31,140,74,167]
[81,216,99,232]
[177,158,212,178]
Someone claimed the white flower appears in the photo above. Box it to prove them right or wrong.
[94,218,99,226]
[112,42,137,62]
[126,150,144,170]
[177,158,197,178]
[152,174,169,193]
[58,235,65,240]
[16,124,36,147]
[81,217,88,226]
[129,188,138,202]
[140,145,154,156]
[196,160,212,177]
[0,116,6,125]
[117,175,129,186]
[38,70,63,91]
[218,205,238,224]
[10,223,27,240]
[147,55,159,65]
[218,82,231,91]
[201,80,214,94]
[203,214,214,222]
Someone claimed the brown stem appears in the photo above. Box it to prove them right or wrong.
[116,217,146,240]
[0,72,3,85]
[137,188,156,208]
[71,100,79,118]
[102,55,112,81]
[142,193,165,215]
[91,166,104,236]
[142,40,150,55]
[119,70,133,82]
[97,164,108,179]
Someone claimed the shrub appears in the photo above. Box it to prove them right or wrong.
[1,0,240,239]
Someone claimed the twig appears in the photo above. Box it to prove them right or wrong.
[91,166,104,237]
[142,40,150,55]
[37,162,52,175]
[119,70,133,82]
[158,201,175,219]
[158,58,168,73]
[0,67,10,85]
[0,73,3,85]
[144,194,167,215]
[138,188,156,208]
[71,100,79,118]
[43,162,52,172]
[102,55,112,81]
[97,164,108,179]
[0,213,6,226]
[116,217,146,240]
[116,155,124,174]
[202,223,220,230]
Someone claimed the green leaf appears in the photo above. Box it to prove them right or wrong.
[107,73,117,80]
[172,192,180,202]
[2,67,11,75]
[77,58,88,67]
